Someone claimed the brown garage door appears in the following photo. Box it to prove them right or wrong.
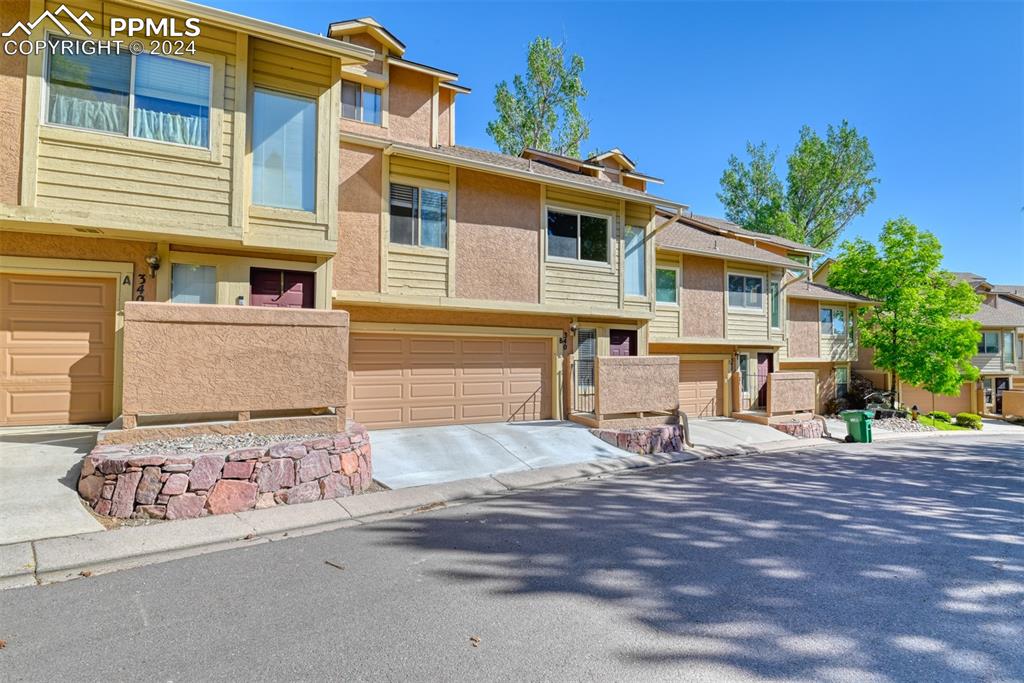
[679,359,724,417]
[349,333,551,429]
[0,273,116,426]
[900,382,972,415]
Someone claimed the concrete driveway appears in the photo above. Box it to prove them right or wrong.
[686,417,798,453]
[369,420,631,488]
[0,425,104,545]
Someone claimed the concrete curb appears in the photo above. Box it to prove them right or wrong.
[2,429,1016,589]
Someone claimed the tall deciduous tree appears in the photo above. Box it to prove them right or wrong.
[827,218,981,404]
[718,121,878,252]
[486,37,590,157]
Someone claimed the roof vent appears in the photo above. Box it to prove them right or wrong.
[73,227,103,234]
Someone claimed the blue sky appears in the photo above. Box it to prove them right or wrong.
[206,1,1023,283]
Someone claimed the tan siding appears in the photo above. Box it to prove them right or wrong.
[726,265,769,341]
[387,248,448,296]
[544,262,618,308]
[545,186,620,215]
[390,155,450,185]
[651,306,679,339]
[820,304,852,361]
[250,37,333,90]
[625,201,651,227]
[972,354,1002,374]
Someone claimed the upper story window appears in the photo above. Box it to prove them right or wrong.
[45,41,211,148]
[547,209,609,264]
[342,79,382,125]
[978,331,999,354]
[624,226,645,296]
[656,268,678,304]
[390,183,448,248]
[728,274,763,311]
[770,281,781,328]
[820,307,846,335]
[252,89,316,212]
[1003,332,1014,364]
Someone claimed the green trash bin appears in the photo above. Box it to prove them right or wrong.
[840,409,874,443]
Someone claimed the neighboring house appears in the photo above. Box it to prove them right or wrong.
[0,0,375,426]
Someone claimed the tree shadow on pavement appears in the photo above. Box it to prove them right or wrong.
[373,438,1024,681]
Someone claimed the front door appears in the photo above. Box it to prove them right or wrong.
[609,329,638,357]
[995,377,1010,414]
[756,352,773,408]
[250,268,315,308]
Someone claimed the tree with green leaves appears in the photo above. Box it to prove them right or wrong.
[826,217,981,406]
[486,37,590,158]
[718,121,878,252]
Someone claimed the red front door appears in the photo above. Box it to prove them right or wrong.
[756,352,773,408]
[250,268,315,308]
[609,329,638,357]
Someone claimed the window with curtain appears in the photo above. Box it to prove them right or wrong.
[978,331,999,354]
[252,89,317,212]
[728,274,763,309]
[46,40,211,148]
[656,268,678,304]
[770,282,780,328]
[389,183,448,248]
[133,53,211,147]
[624,226,645,296]
[546,209,609,263]
[341,79,382,125]
[170,264,216,304]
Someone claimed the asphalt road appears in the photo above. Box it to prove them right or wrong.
[1,436,1021,682]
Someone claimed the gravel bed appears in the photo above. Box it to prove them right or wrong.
[125,432,337,455]
[872,417,937,433]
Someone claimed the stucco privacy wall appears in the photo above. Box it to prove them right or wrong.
[122,302,348,417]
[0,0,27,205]
[787,299,820,358]
[337,144,382,291]
[900,382,972,415]
[1002,390,1024,418]
[767,372,816,415]
[343,304,570,331]
[455,169,540,303]
[681,254,725,338]
[0,232,158,300]
[595,356,679,416]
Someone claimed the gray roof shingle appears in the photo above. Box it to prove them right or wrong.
[688,213,824,255]
[785,280,878,304]
[655,217,799,269]
[972,296,1024,327]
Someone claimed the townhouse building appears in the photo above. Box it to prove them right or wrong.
[0,2,867,432]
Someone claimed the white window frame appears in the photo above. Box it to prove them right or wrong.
[341,79,382,126]
[170,262,218,305]
[623,225,646,297]
[655,266,679,306]
[545,205,613,267]
[41,34,214,150]
[727,271,766,314]
[388,182,449,250]
[820,306,847,336]
[251,87,318,213]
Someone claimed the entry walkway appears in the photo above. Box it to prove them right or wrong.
[369,420,631,489]
[685,417,798,454]
[0,425,104,545]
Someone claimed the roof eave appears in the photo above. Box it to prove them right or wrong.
[655,244,801,270]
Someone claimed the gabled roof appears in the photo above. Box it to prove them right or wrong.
[972,296,1024,327]
[687,213,825,255]
[655,215,803,269]
[586,148,636,171]
[386,141,687,209]
[786,280,878,305]
[952,271,992,291]
[327,16,406,55]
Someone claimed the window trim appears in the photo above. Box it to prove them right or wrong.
[250,87,319,214]
[169,262,218,305]
[341,78,383,126]
[835,366,850,398]
[41,34,215,151]
[978,331,1000,355]
[655,266,679,306]
[544,205,614,268]
[726,271,766,314]
[820,305,848,337]
[388,181,450,250]
[769,280,781,329]
[623,225,647,298]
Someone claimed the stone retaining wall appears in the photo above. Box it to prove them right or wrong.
[771,419,824,439]
[78,423,372,520]
[590,424,684,454]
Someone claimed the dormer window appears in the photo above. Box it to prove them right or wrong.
[342,79,382,125]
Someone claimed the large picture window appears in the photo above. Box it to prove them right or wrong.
[547,209,609,264]
[728,274,764,310]
[252,89,317,212]
[341,79,382,125]
[624,226,645,296]
[46,40,211,148]
[390,183,448,248]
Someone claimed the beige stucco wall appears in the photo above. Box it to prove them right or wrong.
[0,231,158,300]
[0,0,27,205]
[768,372,816,414]
[1002,390,1024,418]
[336,143,382,292]
[900,382,973,415]
[681,254,724,338]
[455,169,539,303]
[438,89,452,146]
[122,302,348,417]
[787,298,820,358]
[595,355,679,416]
[387,67,434,146]
[342,304,570,331]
